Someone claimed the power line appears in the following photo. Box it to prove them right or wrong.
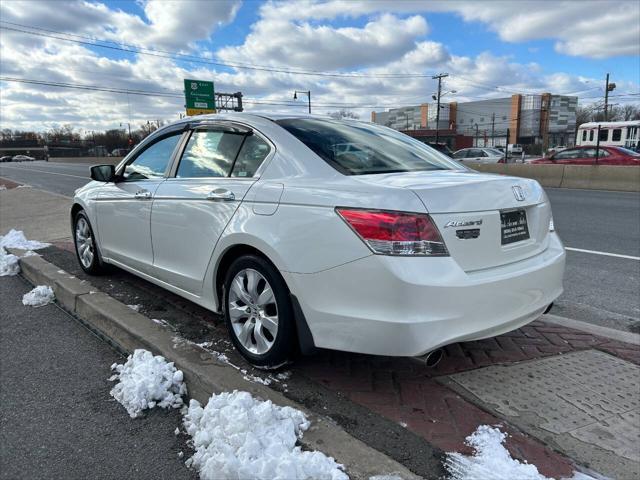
[0,23,436,79]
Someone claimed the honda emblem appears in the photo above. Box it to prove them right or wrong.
[512,185,526,201]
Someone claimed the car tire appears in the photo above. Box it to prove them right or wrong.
[73,210,108,275]
[223,254,295,369]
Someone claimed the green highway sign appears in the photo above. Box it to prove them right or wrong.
[184,79,215,116]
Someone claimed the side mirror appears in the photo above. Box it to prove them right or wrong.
[90,164,116,182]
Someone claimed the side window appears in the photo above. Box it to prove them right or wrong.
[123,133,181,181]
[598,129,609,142]
[231,135,271,177]
[612,129,622,141]
[176,130,245,178]
[453,150,466,159]
[554,149,574,159]
[589,130,594,141]
[582,130,587,141]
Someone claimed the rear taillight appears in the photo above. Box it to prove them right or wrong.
[336,208,448,256]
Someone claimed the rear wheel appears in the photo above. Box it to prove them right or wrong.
[73,210,108,275]
[223,255,295,369]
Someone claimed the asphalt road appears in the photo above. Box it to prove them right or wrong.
[0,274,196,480]
[1,161,638,331]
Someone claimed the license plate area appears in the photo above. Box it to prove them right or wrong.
[500,209,530,245]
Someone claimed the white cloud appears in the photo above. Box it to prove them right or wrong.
[218,13,428,71]
[258,0,640,59]
[0,0,637,132]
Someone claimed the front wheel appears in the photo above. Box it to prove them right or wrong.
[73,210,108,275]
[223,255,295,369]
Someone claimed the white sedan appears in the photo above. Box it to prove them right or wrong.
[72,114,565,368]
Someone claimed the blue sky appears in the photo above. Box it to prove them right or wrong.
[0,0,638,131]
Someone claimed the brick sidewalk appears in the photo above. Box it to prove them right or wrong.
[295,320,639,478]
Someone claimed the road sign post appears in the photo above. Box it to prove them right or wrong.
[184,79,216,116]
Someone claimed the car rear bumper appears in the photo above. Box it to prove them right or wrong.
[284,233,565,357]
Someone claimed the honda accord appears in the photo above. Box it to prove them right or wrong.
[72,113,565,368]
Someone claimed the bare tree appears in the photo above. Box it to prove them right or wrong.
[328,109,360,120]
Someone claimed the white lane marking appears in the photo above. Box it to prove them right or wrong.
[566,247,640,261]
[0,165,88,179]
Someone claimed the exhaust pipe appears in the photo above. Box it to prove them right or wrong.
[416,348,444,368]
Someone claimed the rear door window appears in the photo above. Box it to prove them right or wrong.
[176,130,245,178]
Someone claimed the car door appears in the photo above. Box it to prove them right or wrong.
[466,149,484,162]
[551,148,582,164]
[150,124,274,294]
[96,130,184,273]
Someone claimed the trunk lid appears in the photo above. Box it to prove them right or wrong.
[355,170,552,271]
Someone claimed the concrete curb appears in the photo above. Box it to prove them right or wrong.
[12,249,422,480]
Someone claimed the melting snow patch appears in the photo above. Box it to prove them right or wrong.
[22,285,55,307]
[0,185,6,191]
[182,390,348,480]
[127,304,142,312]
[0,229,50,250]
[0,247,20,276]
[243,374,272,386]
[445,425,598,480]
[109,349,187,418]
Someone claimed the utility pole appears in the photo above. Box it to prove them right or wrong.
[432,73,448,144]
[595,124,601,164]
[604,73,616,121]
[491,113,495,148]
[474,123,479,147]
[505,128,510,163]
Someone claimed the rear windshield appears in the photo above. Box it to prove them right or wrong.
[613,146,640,156]
[276,118,462,175]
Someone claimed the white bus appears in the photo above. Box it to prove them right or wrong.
[576,120,640,150]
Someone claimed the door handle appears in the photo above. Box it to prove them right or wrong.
[206,189,235,201]
[134,189,152,200]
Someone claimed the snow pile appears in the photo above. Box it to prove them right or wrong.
[0,229,50,250]
[109,349,187,418]
[183,390,348,480]
[22,285,55,307]
[446,425,551,480]
[0,247,20,276]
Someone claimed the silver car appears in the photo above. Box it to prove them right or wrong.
[453,148,504,164]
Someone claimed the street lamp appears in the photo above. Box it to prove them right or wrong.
[293,90,311,114]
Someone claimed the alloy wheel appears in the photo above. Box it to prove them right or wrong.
[228,268,279,355]
[75,217,94,269]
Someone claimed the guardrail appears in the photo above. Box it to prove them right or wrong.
[468,163,640,192]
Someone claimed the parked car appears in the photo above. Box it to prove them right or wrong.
[110,148,130,157]
[531,146,640,165]
[508,144,523,155]
[453,147,504,164]
[72,114,565,368]
[0,155,12,162]
[11,155,35,162]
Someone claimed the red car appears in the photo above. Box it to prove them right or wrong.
[531,146,640,165]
